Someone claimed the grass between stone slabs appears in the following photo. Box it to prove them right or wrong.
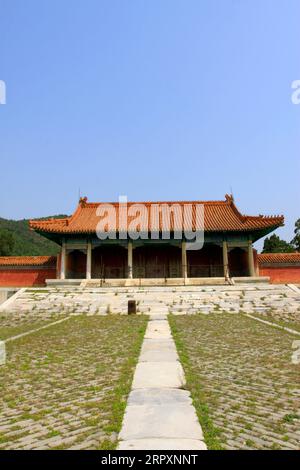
[169,315,223,450]
[169,313,300,451]
[0,315,147,450]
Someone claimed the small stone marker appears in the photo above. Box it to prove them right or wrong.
[292,340,300,365]
[128,300,136,315]
[0,341,6,366]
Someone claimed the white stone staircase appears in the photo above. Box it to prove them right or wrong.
[1,284,300,324]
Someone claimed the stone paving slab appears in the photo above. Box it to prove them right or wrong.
[128,388,192,406]
[118,438,207,450]
[145,320,172,339]
[141,339,177,353]
[132,362,185,389]
[140,339,178,362]
[119,404,203,441]
[148,314,168,321]
[139,348,178,362]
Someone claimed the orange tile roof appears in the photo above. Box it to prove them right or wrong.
[29,195,284,235]
[0,256,56,267]
[258,253,300,265]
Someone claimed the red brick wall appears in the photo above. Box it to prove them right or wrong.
[0,268,56,287]
[259,266,300,284]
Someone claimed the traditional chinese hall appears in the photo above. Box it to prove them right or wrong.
[28,195,284,285]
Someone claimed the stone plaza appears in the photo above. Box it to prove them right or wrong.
[0,282,299,450]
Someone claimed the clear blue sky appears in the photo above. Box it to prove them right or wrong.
[0,0,299,250]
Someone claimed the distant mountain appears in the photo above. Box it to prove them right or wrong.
[0,215,68,256]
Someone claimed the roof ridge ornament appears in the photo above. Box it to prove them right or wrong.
[225,193,234,203]
[224,194,247,222]
[79,196,88,207]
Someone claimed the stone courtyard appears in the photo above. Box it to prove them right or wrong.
[0,283,300,450]
[1,283,300,322]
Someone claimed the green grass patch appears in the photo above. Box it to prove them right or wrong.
[0,317,67,341]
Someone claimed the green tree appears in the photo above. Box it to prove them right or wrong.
[0,229,15,255]
[291,218,300,251]
[262,234,295,253]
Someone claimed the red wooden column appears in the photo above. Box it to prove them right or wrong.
[128,241,133,279]
[181,241,187,278]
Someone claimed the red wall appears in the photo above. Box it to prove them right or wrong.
[2,258,299,286]
[0,268,56,287]
[259,266,300,284]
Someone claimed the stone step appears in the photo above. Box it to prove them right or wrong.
[2,284,298,320]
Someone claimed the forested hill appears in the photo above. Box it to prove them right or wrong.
[0,215,68,256]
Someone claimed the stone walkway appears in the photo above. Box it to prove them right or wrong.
[118,308,206,450]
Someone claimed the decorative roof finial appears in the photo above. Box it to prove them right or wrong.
[79,196,88,207]
[225,193,234,203]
